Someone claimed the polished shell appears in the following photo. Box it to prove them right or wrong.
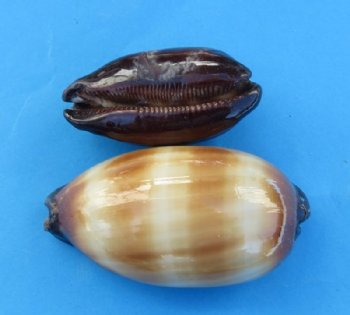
[45,147,307,287]
[62,48,261,145]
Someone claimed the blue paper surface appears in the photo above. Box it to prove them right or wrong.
[1,1,349,314]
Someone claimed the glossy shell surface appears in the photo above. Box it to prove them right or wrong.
[45,147,309,287]
[63,48,261,145]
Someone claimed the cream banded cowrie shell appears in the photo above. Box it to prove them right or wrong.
[44,146,310,287]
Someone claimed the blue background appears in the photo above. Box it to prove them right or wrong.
[1,1,349,314]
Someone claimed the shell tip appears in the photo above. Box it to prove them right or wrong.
[44,185,72,245]
[294,185,310,238]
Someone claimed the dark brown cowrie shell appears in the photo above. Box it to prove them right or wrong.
[63,48,262,145]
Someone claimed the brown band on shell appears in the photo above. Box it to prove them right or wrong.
[98,151,160,282]
[184,148,241,283]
